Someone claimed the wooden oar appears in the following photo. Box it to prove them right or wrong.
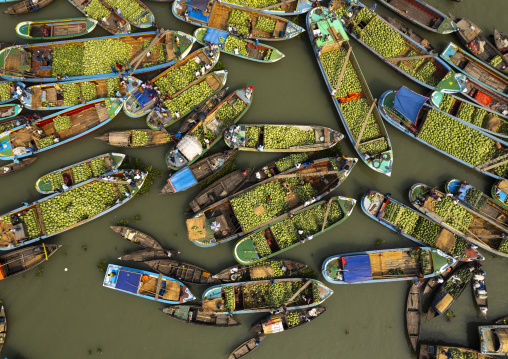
[386,53,437,62]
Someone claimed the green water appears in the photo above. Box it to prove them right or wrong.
[0,0,507,358]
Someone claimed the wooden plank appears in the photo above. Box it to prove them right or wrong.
[334,46,352,92]
[482,158,508,172]
[154,274,163,301]
[358,136,384,147]
[283,279,312,306]
[475,152,508,169]
[321,199,333,232]
[274,170,340,179]
[355,99,377,149]
[386,53,437,62]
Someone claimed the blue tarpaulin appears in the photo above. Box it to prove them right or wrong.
[170,166,198,193]
[343,255,372,283]
[187,6,209,22]
[204,28,229,45]
[393,86,429,125]
[497,189,508,203]
[135,91,153,107]
[115,270,141,293]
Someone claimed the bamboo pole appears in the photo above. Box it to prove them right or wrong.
[355,99,377,148]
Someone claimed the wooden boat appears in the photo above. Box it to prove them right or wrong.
[429,91,508,138]
[194,28,285,63]
[330,1,456,90]
[67,0,131,35]
[0,158,37,176]
[472,265,488,319]
[423,260,459,296]
[4,0,53,15]
[497,317,508,325]
[173,0,304,41]
[160,149,237,194]
[119,249,179,262]
[459,72,508,115]
[15,18,98,40]
[0,31,195,83]
[225,123,343,152]
[21,77,139,111]
[494,28,508,56]
[492,179,508,210]
[167,87,253,170]
[161,305,240,327]
[0,98,123,161]
[124,47,220,118]
[235,196,356,264]
[406,282,421,352]
[479,325,508,355]
[249,307,326,334]
[307,7,393,176]
[213,260,308,283]
[0,306,5,352]
[229,336,265,359]
[377,0,457,34]
[426,263,474,321]
[378,87,508,180]
[35,152,126,194]
[103,264,196,304]
[445,179,508,231]
[186,156,357,247]
[145,259,219,285]
[0,170,146,250]
[386,17,434,52]
[454,18,508,75]
[322,247,456,284]
[410,184,508,258]
[110,226,164,249]
[221,0,312,16]
[186,167,255,214]
[440,42,508,100]
[0,104,22,120]
[0,244,60,279]
[146,70,228,129]
[202,278,333,314]
[97,0,156,29]
[361,190,484,261]
[0,115,32,133]
[419,344,497,359]
[96,129,171,148]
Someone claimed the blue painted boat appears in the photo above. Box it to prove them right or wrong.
[0,170,147,251]
[307,7,393,176]
[378,86,508,181]
[220,0,312,16]
[0,32,195,83]
[0,98,123,161]
[322,247,456,284]
[201,278,333,314]
[361,190,484,261]
[479,325,508,356]
[103,264,196,304]
[172,0,304,41]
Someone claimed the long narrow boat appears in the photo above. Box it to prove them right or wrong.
[221,0,312,16]
[378,86,508,180]
[203,278,333,314]
[186,167,255,214]
[0,104,22,120]
[494,28,508,56]
[0,170,146,250]
[97,129,171,148]
[225,123,343,152]
[361,190,484,261]
[67,0,131,35]
[229,337,265,359]
[235,196,356,264]
[445,179,508,230]
[167,87,253,169]
[472,265,488,319]
[173,0,304,41]
[377,0,457,34]
[21,77,139,111]
[459,73,508,115]
[423,260,459,296]
[426,263,474,320]
[492,179,508,210]
[124,47,220,118]
[246,152,317,183]
[307,7,393,176]
[330,1,456,90]
[0,158,36,176]
[103,264,196,304]
[0,306,5,352]
[186,156,357,247]
[110,226,164,249]
[410,183,508,258]
[147,70,228,130]
[35,152,126,194]
[406,282,421,352]
[479,325,508,355]
[98,0,156,29]
[419,344,497,359]
[250,307,326,334]
[119,249,179,262]
[4,0,53,15]
[0,98,123,161]
[322,247,456,284]
[0,244,60,279]
[160,149,237,194]
[213,260,308,283]
[0,31,195,83]
[15,18,98,40]
[161,305,240,327]
[145,259,219,285]
[194,28,285,63]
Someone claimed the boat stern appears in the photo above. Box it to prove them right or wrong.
[180,283,197,303]
[313,280,333,304]
[338,196,357,218]
[430,249,457,275]
[193,28,207,44]
[174,31,197,60]
[106,98,124,118]
[321,256,344,284]
[86,18,98,32]
[360,190,384,219]
[234,236,260,265]
[437,18,458,34]
[15,21,31,39]
[284,21,305,40]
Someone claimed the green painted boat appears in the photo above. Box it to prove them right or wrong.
[194,28,284,63]
[15,18,98,40]
[234,196,356,265]
[0,104,22,121]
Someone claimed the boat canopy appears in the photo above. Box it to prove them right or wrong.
[190,0,210,11]
[170,166,198,192]
[204,28,229,45]
[177,135,203,161]
[393,86,429,125]
[342,255,372,282]
[187,0,210,22]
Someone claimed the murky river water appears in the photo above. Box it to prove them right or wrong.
[0,0,506,358]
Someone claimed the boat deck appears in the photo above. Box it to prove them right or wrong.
[387,0,441,27]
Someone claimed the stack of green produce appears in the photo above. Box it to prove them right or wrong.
[83,0,110,21]
[264,126,314,149]
[437,93,454,113]
[62,83,81,106]
[499,237,508,253]
[441,265,473,298]
[53,115,72,133]
[39,136,55,149]
[450,236,468,257]
[71,163,92,183]
[414,62,439,86]
[155,58,201,96]
[287,312,300,327]
[52,44,85,77]
[192,125,215,148]
[386,268,404,276]
[141,39,166,67]
[223,286,235,311]
[353,7,375,24]
[232,99,246,112]
[411,218,440,247]
[0,82,11,102]
[228,9,250,36]
[434,196,474,232]
[464,188,487,210]
[252,260,286,278]
[0,122,16,133]
[267,281,310,307]
[215,103,240,125]
[39,172,64,191]
[163,81,214,115]
[20,209,41,239]
[251,231,272,257]
[107,78,120,97]
[255,16,276,34]
[490,55,502,68]
[132,130,149,146]
[90,157,108,176]
[80,82,97,102]
[226,0,280,10]
[245,126,259,147]
[102,0,148,25]
[224,37,248,57]
[321,48,362,97]
[275,153,309,172]
[312,282,321,303]
[263,49,272,61]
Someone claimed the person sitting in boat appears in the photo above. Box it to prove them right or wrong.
[42,27,49,37]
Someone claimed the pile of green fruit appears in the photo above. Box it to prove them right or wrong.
[224,36,248,57]
[490,55,502,68]
[90,157,108,176]
[223,286,235,312]
[464,187,487,210]
[441,265,473,298]
[251,260,286,278]
[287,312,300,327]
[450,236,468,257]
[62,83,81,106]
[39,136,55,149]
[437,93,454,113]
[263,49,272,62]
[321,48,362,98]
[53,115,71,133]
[227,0,280,9]
[103,0,149,25]
[20,209,41,239]
[52,44,85,77]
[80,82,98,102]
[141,40,166,67]
[245,126,259,147]
[353,15,405,58]
[255,16,276,34]
[39,172,64,191]
[132,130,149,146]
[155,57,201,96]
[264,126,315,149]
[251,231,272,257]
[191,125,215,148]
[107,78,120,97]
[163,81,214,115]
[0,82,11,102]
[386,268,404,276]
[71,163,92,184]
[414,62,439,87]
[275,153,309,172]
[228,10,250,35]
[434,196,474,232]
[83,0,110,21]
[499,237,508,253]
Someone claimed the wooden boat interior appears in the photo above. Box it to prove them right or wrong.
[0,245,54,278]
[29,21,88,38]
[5,0,54,15]
[382,0,444,29]
[462,77,508,115]
[69,0,129,34]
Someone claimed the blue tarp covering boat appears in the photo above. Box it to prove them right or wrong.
[169,166,198,193]
[393,86,429,125]
[115,270,141,293]
[204,28,229,44]
[342,255,372,283]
